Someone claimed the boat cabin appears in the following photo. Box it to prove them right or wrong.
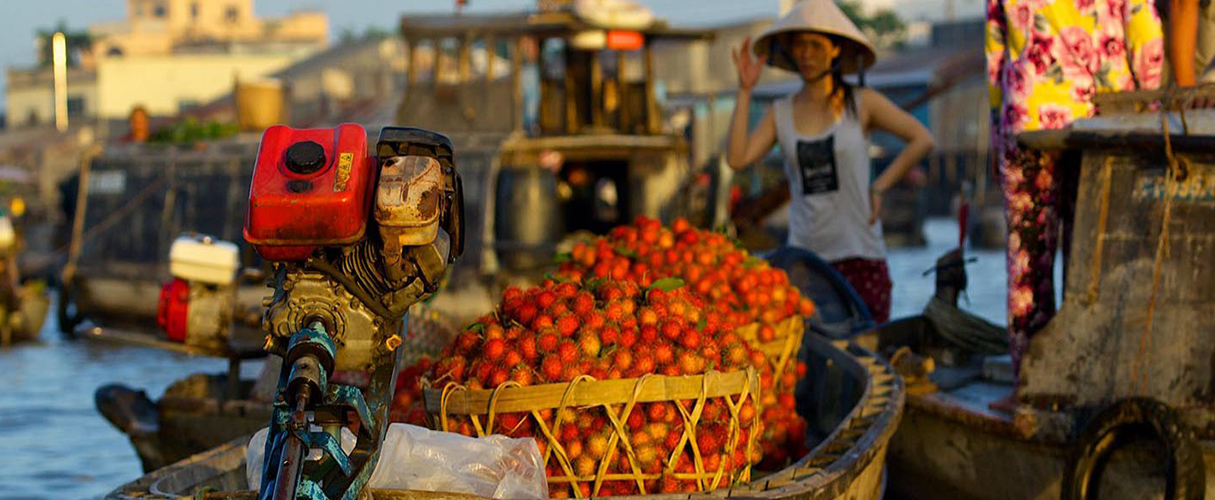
[397,11,711,276]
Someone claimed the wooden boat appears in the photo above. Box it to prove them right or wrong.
[396,11,714,287]
[96,304,460,472]
[860,89,1215,500]
[0,280,50,345]
[56,138,267,337]
[95,368,274,473]
[104,332,903,500]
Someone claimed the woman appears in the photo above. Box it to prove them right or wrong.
[986,0,1163,378]
[726,0,934,323]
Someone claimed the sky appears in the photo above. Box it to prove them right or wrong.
[0,0,983,112]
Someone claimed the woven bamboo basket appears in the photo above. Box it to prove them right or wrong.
[423,369,761,498]
[740,316,804,384]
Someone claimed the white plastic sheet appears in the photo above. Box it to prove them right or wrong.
[247,423,547,500]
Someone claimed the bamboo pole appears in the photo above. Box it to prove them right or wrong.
[617,52,629,133]
[564,46,578,134]
[512,37,523,132]
[643,42,659,135]
[590,52,603,129]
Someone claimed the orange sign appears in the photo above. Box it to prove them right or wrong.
[606,30,644,51]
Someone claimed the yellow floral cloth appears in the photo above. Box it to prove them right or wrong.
[985,0,1163,374]
[986,0,1164,153]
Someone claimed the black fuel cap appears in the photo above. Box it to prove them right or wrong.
[284,141,326,175]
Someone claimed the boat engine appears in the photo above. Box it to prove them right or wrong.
[244,123,463,500]
[156,234,240,351]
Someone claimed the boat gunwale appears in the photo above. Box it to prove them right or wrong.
[107,334,904,500]
[726,335,903,500]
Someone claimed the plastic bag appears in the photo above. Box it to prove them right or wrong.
[247,423,547,500]
[246,426,356,491]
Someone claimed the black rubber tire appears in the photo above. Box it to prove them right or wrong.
[1062,397,1205,500]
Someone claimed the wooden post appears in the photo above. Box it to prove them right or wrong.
[459,36,472,84]
[564,45,578,135]
[617,52,629,133]
[538,37,550,134]
[486,37,496,82]
[590,52,603,129]
[643,41,658,135]
[432,38,442,85]
[406,37,417,88]
[512,37,524,132]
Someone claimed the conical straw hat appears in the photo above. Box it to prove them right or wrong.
[753,0,877,74]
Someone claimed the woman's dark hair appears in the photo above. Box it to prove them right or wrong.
[822,34,860,117]
[830,53,860,117]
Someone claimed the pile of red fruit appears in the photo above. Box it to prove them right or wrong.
[556,217,814,468]
[391,277,767,496]
[389,217,821,495]
[556,217,814,332]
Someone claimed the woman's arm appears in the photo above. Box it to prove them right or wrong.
[725,96,776,170]
[860,87,935,224]
[726,37,777,170]
[1170,0,1200,86]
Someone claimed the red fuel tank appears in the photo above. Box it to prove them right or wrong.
[157,278,189,343]
[244,124,374,261]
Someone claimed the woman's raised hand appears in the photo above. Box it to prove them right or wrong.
[732,37,767,91]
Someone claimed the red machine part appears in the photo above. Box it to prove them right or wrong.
[243,123,375,261]
[156,278,190,343]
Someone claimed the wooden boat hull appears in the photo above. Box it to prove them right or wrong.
[105,334,904,500]
[860,315,1214,500]
[3,282,49,344]
[886,395,1215,500]
[97,372,273,472]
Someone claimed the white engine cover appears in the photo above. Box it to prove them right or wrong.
[170,234,240,285]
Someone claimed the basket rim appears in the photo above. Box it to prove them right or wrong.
[423,369,759,415]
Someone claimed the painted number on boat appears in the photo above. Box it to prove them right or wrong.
[1134,170,1215,202]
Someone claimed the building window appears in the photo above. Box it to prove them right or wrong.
[191,2,199,18]
[226,6,239,22]
[153,2,166,17]
[67,96,86,118]
[107,46,124,57]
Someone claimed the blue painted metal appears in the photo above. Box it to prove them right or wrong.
[309,431,352,477]
[326,385,375,432]
[258,318,405,500]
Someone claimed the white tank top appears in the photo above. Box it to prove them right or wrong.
[772,92,886,261]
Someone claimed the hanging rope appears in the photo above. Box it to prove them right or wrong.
[1130,107,1183,395]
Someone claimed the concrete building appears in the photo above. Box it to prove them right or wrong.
[4,0,328,128]
[5,68,98,129]
[95,52,298,118]
[90,0,327,57]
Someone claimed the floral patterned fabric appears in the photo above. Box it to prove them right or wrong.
[986,0,1164,374]
[986,0,1165,153]
[830,258,892,324]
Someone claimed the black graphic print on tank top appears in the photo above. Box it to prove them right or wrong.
[796,135,839,195]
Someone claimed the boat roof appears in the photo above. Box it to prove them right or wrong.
[399,11,712,41]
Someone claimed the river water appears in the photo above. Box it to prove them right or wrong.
[0,217,1056,500]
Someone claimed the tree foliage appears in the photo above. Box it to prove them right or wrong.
[36,19,93,68]
[837,1,907,48]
